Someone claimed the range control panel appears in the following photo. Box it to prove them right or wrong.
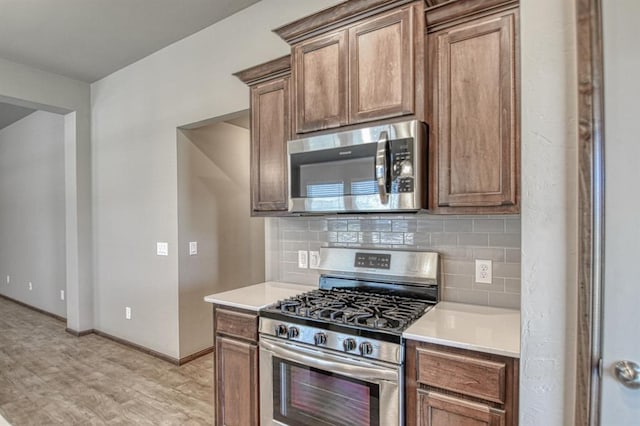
[355,253,391,269]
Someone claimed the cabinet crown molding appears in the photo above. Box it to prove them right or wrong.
[425,0,519,31]
[273,0,416,44]
[233,55,291,86]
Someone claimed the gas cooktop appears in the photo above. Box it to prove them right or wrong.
[261,287,432,333]
[259,247,440,363]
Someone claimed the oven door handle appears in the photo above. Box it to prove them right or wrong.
[260,336,399,382]
[375,130,390,205]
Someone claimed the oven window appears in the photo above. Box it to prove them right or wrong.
[273,357,379,426]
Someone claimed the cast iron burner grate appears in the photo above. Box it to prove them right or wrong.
[270,288,431,333]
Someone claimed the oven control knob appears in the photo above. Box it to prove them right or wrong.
[343,338,357,352]
[313,332,327,346]
[359,342,374,356]
[275,324,288,338]
[288,326,299,339]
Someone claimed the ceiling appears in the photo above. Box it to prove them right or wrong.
[0,102,36,130]
[0,0,261,83]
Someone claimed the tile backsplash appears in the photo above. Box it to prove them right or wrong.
[267,215,521,309]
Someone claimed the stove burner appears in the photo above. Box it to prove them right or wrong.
[271,288,431,333]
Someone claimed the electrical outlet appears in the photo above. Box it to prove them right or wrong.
[298,250,308,269]
[309,251,320,269]
[60,290,65,301]
[157,242,169,256]
[475,259,492,284]
[28,281,33,291]
[189,241,198,256]
[125,306,132,320]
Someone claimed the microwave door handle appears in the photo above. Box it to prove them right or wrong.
[375,131,390,204]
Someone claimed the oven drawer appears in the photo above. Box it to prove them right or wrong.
[215,307,258,342]
[416,347,506,404]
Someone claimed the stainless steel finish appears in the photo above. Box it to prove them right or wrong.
[318,247,440,286]
[287,119,425,213]
[260,335,402,426]
[343,338,357,352]
[360,342,374,356]
[260,317,403,364]
[274,324,287,338]
[288,119,421,154]
[314,332,327,346]
[287,326,299,339]
[613,361,640,389]
[288,192,420,213]
[375,130,390,204]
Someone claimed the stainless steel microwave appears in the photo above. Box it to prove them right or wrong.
[287,119,427,214]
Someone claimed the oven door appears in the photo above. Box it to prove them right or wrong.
[259,335,402,426]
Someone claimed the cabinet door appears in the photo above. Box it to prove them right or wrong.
[431,10,519,211]
[250,77,290,212]
[215,336,259,426]
[418,390,505,426]
[294,31,348,133]
[349,5,415,124]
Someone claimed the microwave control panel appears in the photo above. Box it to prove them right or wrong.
[390,138,414,193]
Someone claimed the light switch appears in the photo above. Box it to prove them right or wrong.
[157,242,169,256]
[309,251,320,269]
[298,250,308,269]
[189,241,198,256]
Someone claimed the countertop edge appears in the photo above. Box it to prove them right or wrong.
[402,332,521,359]
[203,281,315,312]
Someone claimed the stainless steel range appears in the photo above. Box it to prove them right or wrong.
[259,247,440,426]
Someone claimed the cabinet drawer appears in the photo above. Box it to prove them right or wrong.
[417,348,506,404]
[215,308,258,342]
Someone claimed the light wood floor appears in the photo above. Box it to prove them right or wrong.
[0,297,214,425]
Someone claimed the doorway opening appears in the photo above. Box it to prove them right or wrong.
[176,110,265,359]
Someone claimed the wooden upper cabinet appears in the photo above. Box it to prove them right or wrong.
[235,56,292,215]
[288,1,424,134]
[349,5,415,124]
[294,32,348,133]
[251,77,290,212]
[428,8,519,213]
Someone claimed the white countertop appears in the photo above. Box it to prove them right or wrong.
[203,281,314,311]
[403,302,521,358]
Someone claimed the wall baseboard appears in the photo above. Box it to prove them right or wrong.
[92,330,181,365]
[65,328,93,337]
[178,346,214,365]
[0,293,66,323]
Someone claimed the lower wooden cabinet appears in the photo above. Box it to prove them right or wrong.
[406,340,519,426]
[213,306,260,426]
[419,390,506,426]
[216,336,259,426]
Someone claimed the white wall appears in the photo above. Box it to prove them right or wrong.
[0,57,92,332]
[0,111,66,317]
[520,0,578,424]
[177,121,264,357]
[90,0,342,358]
